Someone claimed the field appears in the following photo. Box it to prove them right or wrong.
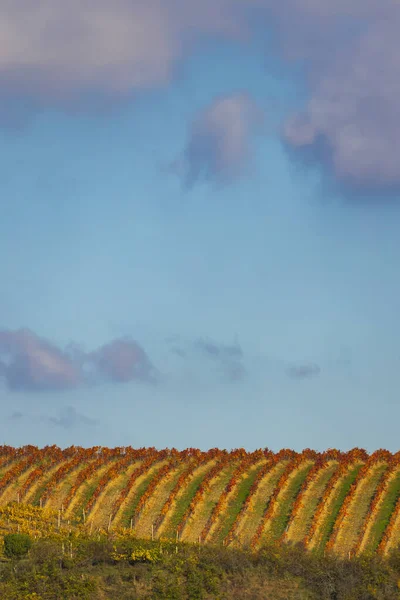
[0,445,399,556]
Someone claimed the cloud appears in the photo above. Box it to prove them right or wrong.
[0,1,398,190]
[170,335,246,382]
[86,338,158,384]
[45,406,97,429]
[0,329,81,392]
[0,0,254,122]
[8,410,23,421]
[195,337,243,360]
[0,328,156,392]
[275,1,400,192]
[286,362,321,380]
[173,92,264,185]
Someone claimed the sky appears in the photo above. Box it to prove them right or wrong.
[1,0,400,452]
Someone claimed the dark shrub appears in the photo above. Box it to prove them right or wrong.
[3,533,32,559]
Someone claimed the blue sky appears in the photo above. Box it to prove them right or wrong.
[1,1,400,451]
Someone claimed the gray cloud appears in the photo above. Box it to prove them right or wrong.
[195,337,243,360]
[45,406,97,429]
[8,410,23,421]
[286,362,321,380]
[0,328,156,392]
[174,92,264,185]
[170,336,246,382]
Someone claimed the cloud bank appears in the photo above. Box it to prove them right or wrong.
[0,328,156,392]
[0,1,400,189]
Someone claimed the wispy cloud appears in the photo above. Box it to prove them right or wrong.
[45,406,97,429]
[286,362,321,380]
[7,406,97,429]
[169,335,246,383]
[173,92,264,185]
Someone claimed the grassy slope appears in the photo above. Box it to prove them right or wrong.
[332,462,388,556]
[112,461,169,529]
[45,458,99,512]
[209,460,266,545]
[0,455,34,504]
[309,463,363,554]
[25,458,70,505]
[63,462,118,523]
[0,463,45,506]
[259,461,314,547]
[86,460,142,530]
[158,459,217,540]
[231,461,289,548]
[382,490,400,555]
[360,466,400,554]
[134,463,187,539]
[286,461,339,545]
[181,462,240,543]
[3,450,400,556]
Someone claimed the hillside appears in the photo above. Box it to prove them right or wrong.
[0,445,399,556]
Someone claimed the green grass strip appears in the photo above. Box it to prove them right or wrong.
[68,459,120,523]
[364,469,400,554]
[162,463,217,540]
[265,463,314,541]
[215,463,266,545]
[314,464,363,554]
[290,463,339,545]
[119,464,166,529]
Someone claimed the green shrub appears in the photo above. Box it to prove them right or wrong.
[3,533,32,559]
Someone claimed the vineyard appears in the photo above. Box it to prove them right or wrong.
[0,445,399,556]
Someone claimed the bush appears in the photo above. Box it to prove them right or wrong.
[3,533,32,559]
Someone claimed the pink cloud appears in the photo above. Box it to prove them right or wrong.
[87,338,157,384]
[0,329,81,391]
[175,92,264,184]
[0,0,253,110]
[0,328,156,391]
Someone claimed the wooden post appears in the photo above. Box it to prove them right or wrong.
[151,523,154,541]
[82,509,86,524]
[130,518,133,530]
[17,492,20,504]
[40,498,42,509]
